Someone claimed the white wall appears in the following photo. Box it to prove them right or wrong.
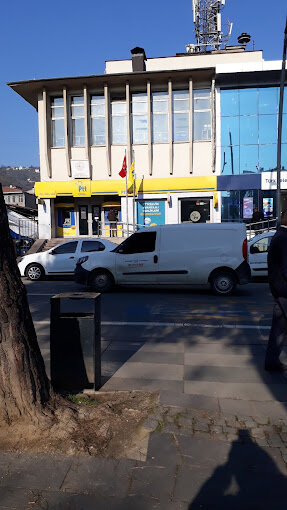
[38,199,52,239]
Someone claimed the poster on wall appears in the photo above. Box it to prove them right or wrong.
[137,200,165,228]
[243,197,253,219]
[263,198,273,218]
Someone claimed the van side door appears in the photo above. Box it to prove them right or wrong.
[115,230,159,284]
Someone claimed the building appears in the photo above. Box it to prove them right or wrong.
[3,186,36,210]
[8,45,286,239]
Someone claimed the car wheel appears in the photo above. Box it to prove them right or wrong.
[90,270,114,293]
[210,270,236,296]
[25,263,44,281]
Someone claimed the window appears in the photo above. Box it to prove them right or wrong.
[81,240,105,252]
[172,90,189,142]
[91,96,105,145]
[71,96,85,146]
[117,232,156,254]
[51,97,65,147]
[53,241,78,254]
[250,237,269,254]
[111,100,127,144]
[12,195,15,203]
[132,93,148,144]
[193,89,211,141]
[19,195,23,203]
[152,92,168,143]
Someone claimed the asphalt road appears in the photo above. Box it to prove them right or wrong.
[25,278,273,328]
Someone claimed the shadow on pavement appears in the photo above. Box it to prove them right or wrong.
[189,430,287,510]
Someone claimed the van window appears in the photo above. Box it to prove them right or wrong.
[118,232,156,254]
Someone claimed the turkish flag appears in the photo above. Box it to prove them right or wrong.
[119,156,127,178]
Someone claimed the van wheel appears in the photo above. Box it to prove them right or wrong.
[25,263,44,281]
[210,271,236,296]
[90,270,114,293]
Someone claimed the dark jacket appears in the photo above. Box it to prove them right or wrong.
[268,226,287,298]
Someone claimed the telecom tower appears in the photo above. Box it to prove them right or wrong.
[186,0,232,53]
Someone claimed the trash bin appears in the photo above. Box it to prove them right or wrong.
[50,292,101,392]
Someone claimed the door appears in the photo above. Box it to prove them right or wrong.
[249,235,270,275]
[79,206,88,235]
[92,206,101,236]
[45,241,79,274]
[115,231,159,284]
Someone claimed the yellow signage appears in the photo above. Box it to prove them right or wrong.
[72,179,91,197]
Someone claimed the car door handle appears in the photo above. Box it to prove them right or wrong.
[69,256,75,259]
[154,255,158,263]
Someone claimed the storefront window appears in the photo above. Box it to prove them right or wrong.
[221,190,276,223]
[221,191,240,222]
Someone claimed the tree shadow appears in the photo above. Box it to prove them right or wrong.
[189,430,287,510]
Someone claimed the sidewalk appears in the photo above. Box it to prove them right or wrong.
[1,322,287,509]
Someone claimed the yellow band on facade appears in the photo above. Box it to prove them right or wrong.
[35,176,217,198]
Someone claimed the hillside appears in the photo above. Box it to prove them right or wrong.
[0,166,40,191]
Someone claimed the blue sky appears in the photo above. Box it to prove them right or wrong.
[0,0,286,166]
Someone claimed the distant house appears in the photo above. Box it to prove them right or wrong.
[3,186,36,210]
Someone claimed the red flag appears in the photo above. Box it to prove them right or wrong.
[119,156,127,178]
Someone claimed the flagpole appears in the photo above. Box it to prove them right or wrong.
[125,150,129,236]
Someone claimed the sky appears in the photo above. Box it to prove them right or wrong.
[0,0,286,167]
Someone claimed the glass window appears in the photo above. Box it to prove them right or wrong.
[282,114,287,144]
[91,96,105,146]
[259,114,277,144]
[259,87,278,114]
[19,195,23,202]
[12,195,15,202]
[71,96,85,146]
[259,145,277,172]
[221,89,239,117]
[239,88,258,115]
[240,145,259,174]
[173,90,189,142]
[221,191,240,221]
[51,97,65,147]
[111,100,127,144]
[118,231,156,254]
[132,93,148,144]
[282,144,287,170]
[250,237,269,254]
[53,241,78,254]
[239,116,258,145]
[221,146,240,175]
[81,240,105,252]
[221,116,239,147]
[193,90,211,141]
[152,92,168,143]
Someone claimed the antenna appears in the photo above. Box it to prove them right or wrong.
[187,0,233,53]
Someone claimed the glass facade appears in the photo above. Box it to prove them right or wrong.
[221,86,287,175]
[221,189,277,222]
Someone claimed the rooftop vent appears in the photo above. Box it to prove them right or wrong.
[130,47,146,72]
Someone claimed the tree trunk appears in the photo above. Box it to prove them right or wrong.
[0,184,52,424]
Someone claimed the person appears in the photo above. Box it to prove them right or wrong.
[265,209,287,372]
[251,207,263,231]
[107,208,118,237]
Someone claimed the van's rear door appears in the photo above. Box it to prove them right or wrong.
[115,229,160,284]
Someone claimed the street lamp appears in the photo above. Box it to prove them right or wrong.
[276,17,287,226]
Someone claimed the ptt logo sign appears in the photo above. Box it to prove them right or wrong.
[78,185,87,193]
[72,180,91,197]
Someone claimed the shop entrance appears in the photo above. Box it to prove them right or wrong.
[180,198,211,223]
[92,206,101,236]
[79,205,89,235]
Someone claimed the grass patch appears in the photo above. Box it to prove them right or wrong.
[67,394,100,406]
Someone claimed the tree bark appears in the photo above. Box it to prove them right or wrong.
[0,184,52,424]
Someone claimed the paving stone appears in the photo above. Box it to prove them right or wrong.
[210,425,223,435]
[177,436,230,465]
[225,416,238,428]
[251,428,266,439]
[266,434,285,448]
[193,421,209,433]
[280,432,287,442]
[62,457,136,497]
[160,391,220,412]
[254,416,270,426]
[255,438,269,447]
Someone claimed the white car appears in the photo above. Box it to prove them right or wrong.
[248,231,275,277]
[18,238,116,281]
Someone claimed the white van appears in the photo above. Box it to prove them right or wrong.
[74,223,250,295]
